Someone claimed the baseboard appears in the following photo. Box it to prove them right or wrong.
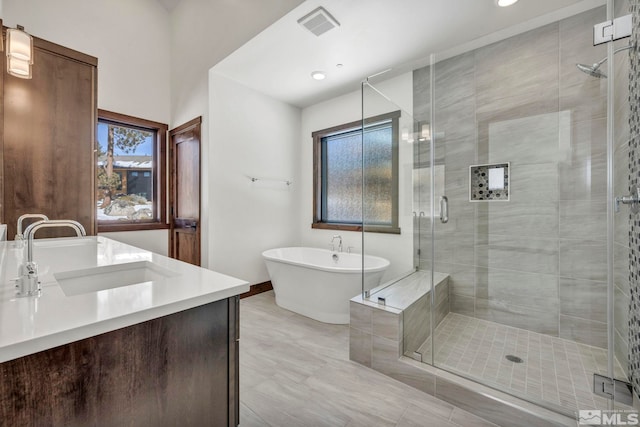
[239,281,273,299]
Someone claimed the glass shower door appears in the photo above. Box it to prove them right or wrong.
[356,0,639,419]
[426,0,637,417]
[360,78,433,315]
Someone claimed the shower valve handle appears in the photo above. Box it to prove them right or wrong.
[615,185,640,214]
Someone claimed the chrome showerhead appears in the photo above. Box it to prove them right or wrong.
[576,62,607,78]
[576,43,636,79]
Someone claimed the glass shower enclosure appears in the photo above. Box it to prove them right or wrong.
[361,0,639,418]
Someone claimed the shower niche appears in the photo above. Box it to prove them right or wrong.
[469,163,509,202]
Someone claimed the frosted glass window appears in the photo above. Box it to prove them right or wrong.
[363,125,393,225]
[324,124,393,224]
[313,110,400,233]
[325,131,363,223]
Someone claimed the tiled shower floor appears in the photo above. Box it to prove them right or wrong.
[416,312,628,413]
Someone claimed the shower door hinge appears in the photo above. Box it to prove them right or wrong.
[593,374,634,406]
[594,14,632,45]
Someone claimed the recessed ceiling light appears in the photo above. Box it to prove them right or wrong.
[336,63,343,68]
[311,71,326,80]
[496,0,518,6]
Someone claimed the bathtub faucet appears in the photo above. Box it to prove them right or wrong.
[331,235,343,252]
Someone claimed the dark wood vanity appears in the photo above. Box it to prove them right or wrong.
[0,296,240,427]
[0,21,243,427]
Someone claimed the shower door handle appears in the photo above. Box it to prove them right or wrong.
[439,196,449,223]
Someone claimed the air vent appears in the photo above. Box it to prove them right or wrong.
[297,7,340,37]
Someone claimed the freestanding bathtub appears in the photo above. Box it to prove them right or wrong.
[262,247,390,324]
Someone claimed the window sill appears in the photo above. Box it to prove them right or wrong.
[312,222,400,235]
[98,221,169,233]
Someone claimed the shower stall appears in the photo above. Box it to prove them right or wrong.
[356,0,640,421]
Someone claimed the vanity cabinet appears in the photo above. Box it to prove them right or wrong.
[0,296,240,427]
[1,25,97,239]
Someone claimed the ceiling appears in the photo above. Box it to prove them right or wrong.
[212,0,606,108]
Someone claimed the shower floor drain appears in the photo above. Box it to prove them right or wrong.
[505,355,524,363]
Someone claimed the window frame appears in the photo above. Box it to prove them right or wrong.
[312,110,401,234]
[97,109,169,232]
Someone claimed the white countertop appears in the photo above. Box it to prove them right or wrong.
[0,236,249,363]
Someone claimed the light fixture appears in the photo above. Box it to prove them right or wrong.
[311,71,326,80]
[496,0,519,6]
[401,128,415,144]
[6,25,34,79]
[419,123,431,141]
[7,56,31,79]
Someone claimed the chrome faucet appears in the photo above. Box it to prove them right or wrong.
[16,219,86,297]
[331,235,343,252]
[15,213,49,242]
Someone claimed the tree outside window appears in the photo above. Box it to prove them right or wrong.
[97,110,168,232]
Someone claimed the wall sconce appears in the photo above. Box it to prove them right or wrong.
[419,123,431,141]
[6,25,33,79]
[401,128,415,143]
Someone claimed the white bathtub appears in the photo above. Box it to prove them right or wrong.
[262,247,390,324]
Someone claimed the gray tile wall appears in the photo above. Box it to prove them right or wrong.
[403,281,450,356]
[412,6,624,349]
[613,0,632,377]
[623,0,639,397]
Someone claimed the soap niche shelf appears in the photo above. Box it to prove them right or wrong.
[469,163,509,202]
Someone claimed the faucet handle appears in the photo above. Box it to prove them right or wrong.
[347,246,355,253]
[16,261,40,297]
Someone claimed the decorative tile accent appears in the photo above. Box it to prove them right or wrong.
[469,163,510,201]
[629,0,640,402]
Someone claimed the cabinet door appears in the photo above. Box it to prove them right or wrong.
[3,39,97,238]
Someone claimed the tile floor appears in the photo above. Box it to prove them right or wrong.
[239,291,499,427]
[418,312,628,414]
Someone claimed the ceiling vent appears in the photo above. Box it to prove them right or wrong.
[297,7,340,37]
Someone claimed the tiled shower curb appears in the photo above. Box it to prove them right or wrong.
[349,296,576,427]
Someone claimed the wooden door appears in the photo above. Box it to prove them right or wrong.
[169,117,201,265]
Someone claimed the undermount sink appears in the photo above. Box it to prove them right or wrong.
[54,261,179,296]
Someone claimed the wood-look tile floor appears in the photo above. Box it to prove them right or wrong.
[239,291,498,427]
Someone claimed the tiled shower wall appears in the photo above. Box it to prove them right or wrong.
[625,0,640,398]
[614,0,633,380]
[413,6,619,349]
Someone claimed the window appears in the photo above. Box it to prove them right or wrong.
[312,111,400,234]
[96,110,168,232]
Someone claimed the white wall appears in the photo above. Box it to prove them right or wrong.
[169,0,303,267]
[300,72,415,281]
[209,72,301,284]
[2,0,170,123]
[2,0,172,254]
[169,0,304,126]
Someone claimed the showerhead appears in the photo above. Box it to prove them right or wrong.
[576,62,607,78]
[576,43,636,79]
